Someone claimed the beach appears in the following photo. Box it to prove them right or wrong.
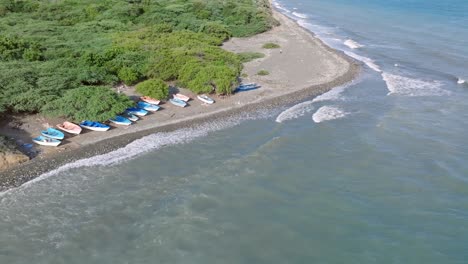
[0,6,359,191]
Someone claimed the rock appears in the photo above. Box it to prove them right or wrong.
[0,136,30,172]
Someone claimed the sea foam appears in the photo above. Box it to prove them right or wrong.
[457,78,466,84]
[292,12,308,19]
[382,73,450,97]
[344,39,364,49]
[312,106,349,123]
[275,101,314,123]
[344,51,381,72]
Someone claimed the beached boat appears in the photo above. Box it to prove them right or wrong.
[126,107,148,116]
[80,121,111,131]
[109,116,132,126]
[140,96,160,105]
[235,83,261,92]
[123,112,139,122]
[137,101,160,112]
[174,93,190,102]
[56,121,82,135]
[41,127,65,140]
[197,94,215,104]
[33,135,61,147]
[169,98,187,108]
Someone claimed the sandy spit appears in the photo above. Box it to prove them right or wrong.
[0,6,360,191]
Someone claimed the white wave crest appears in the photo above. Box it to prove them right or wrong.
[275,101,314,123]
[344,39,364,49]
[312,106,349,123]
[292,12,308,19]
[272,1,291,13]
[457,78,466,84]
[344,51,381,72]
[312,85,348,103]
[382,73,450,97]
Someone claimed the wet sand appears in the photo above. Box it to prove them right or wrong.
[0,7,360,191]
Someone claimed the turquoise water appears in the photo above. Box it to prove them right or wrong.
[2,0,468,263]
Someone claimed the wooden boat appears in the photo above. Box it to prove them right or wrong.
[109,116,132,126]
[137,101,160,112]
[41,127,65,140]
[169,98,187,108]
[126,107,148,116]
[80,121,110,131]
[33,136,61,147]
[140,96,160,105]
[123,112,139,122]
[174,93,190,102]
[56,121,82,135]
[197,94,215,104]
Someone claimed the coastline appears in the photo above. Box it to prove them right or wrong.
[0,5,360,191]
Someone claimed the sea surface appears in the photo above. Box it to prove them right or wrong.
[2,0,468,263]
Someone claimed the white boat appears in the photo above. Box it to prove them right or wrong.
[169,98,187,108]
[197,94,215,104]
[33,136,61,147]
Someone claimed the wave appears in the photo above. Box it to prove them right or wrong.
[344,51,381,72]
[344,39,364,49]
[312,106,349,123]
[1,111,273,195]
[292,12,308,19]
[275,101,314,123]
[382,73,451,97]
[272,1,291,13]
[457,78,466,84]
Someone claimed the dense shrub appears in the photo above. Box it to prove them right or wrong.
[237,52,265,63]
[42,86,134,122]
[135,79,169,100]
[257,69,269,76]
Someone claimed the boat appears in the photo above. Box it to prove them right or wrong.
[32,136,61,147]
[109,115,132,126]
[174,93,190,102]
[169,98,187,108]
[137,101,160,112]
[140,96,160,105]
[80,121,111,131]
[197,94,215,104]
[126,107,148,116]
[123,112,139,122]
[234,83,261,92]
[41,127,65,140]
[56,121,82,135]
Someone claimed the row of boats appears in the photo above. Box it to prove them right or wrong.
[32,93,216,147]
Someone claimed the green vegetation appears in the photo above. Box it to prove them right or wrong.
[237,52,265,63]
[42,86,134,122]
[257,70,270,76]
[136,79,169,100]
[262,42,281,49]
[0,0,276,120]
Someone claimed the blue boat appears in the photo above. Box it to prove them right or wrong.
[126,107,148,116]
[109,115,132,126]
[137,101,160,112]
[123,112,139,122]
[169,98,187,108]
[41,127,65,140]
[235,83,261,92]
[80,121,111,131]
[33,135,61,147]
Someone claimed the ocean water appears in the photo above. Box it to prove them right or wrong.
[2,0,468,263]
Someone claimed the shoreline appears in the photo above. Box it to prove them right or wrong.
[0,6,360,191]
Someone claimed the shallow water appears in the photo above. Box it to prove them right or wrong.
[2,0,468,263]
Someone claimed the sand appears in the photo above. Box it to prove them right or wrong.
[0,7,359,191]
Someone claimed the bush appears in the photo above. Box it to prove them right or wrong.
[42,86,134,122]
[118,66,140,85]
[237,52,265,63]
[135,79,169,100]
[262,42,280,49]
[257,70,269,76]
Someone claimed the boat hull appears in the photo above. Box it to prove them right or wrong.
[33,136,61,147]
[197,95,214,104]
[169,99,187,107]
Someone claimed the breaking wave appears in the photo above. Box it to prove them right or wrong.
[292,12,308,19]
[457,78,466,84]
[382,73,451,96]
[344,39,364,49]
[312,106,349,123]
[344,51,381,72]
[275,101,315,123]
